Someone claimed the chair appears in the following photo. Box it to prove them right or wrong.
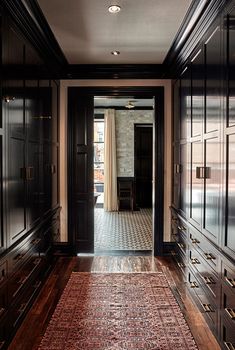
[117,180,134,213]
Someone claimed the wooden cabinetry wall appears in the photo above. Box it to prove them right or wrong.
[0,6,60,349]
[171,2,235,349]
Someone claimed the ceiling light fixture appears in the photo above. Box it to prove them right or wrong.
[108,5,121,13]
[125,100,135,109]
[111,50,120,56]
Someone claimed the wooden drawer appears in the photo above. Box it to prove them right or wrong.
[8,276,42,332]
[188,268,218,330]
[0,317,8,350]
[8,232,41,274]
[221,283,235,325]
[189,227,219,272]
[189,247,219,300]
[221,315,235,350]
[8,256,42,302]
[175,250,187,280]
[0,261,8,286]
[0,286,8,322]
[222,259,235,291]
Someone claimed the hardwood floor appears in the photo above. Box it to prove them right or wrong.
[8,256,221,350]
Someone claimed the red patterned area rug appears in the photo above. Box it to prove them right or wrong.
[38,272,198,350]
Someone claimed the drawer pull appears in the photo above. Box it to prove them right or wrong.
[18,303,27,314]
[178,226,186,232]
[190,281,199,288]
[177,242,185,249]
[31,238,41,245]
[14,253,25,262]
[190,258,200,265]
[225,343,235,350]
[33,280,42,289]
[0,307,5,316]
[225,308,235,320]
[191,238,200,244]
[17,276,28,285]
[177,262,185,268]
[171,250,177,256]
[204,253,215,260]
[202,303,214,312]
[203,276,215,285]
[225,277,235,288]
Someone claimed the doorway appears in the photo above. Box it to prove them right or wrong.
[67,87,164,256]
[93,98,154,253]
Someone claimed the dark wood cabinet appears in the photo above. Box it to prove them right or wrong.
[171,2,235,348]
[0,7,60,349]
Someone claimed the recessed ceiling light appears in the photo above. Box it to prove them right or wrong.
[108,5,121,13]
[111,50,120,56]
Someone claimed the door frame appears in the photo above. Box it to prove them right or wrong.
[68,86,164,256]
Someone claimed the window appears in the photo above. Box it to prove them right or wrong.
[94,118,104,205]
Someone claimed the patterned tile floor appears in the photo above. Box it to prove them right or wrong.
[94,208,153,251]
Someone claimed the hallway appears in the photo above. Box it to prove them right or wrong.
[8,256,220,350]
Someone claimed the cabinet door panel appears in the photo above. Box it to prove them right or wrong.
[205,26,221,133]
[25,80,40,142]
[180,67,191,140]
[172,144,180,209]
[8,138,26,243]
[190,141,203,227]
[173,79,180,142]
[204,137,220,241]
[39,81,52,142]
[191,49,204,137]
[27,142,40,228]
[228,9,235,127]
[225,133,235,257]
[179,143,189,216]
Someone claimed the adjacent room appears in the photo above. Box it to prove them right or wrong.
[93,96,154,254]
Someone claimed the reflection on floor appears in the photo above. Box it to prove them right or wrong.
[94,208,152,252]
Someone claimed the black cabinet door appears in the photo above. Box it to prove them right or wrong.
[180,66,191,141]
[39,80,52,142]
[41,143,52,215]
[68,88,94,254]
[25,80,40,142]
[227,8,235,127]
[27,141,40,228]
[7,137,27,244]
[179,142,189,217]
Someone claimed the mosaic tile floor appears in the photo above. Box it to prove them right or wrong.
[94,208,152,251]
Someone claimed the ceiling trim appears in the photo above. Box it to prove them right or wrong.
[163,0,234,77]
[64,64,165,79]
[2,0,68,74]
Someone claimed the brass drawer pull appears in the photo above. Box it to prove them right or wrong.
[225,308,235,320]
[18,303,27,314]
[225,277,235,288]
[177,242,185,249]
[14,253,25,262]
[203,276,215,285]
[190,281,199,288]
[204,253,215,260]
[31,238,41,245]
[202,303,214,312]
[17,276,28,285]
[178,225,186,232]
[225,343,235,350]
[177,262,185,268]
[191,238,200,244]
[191,258,200,264]
[0,307,5,316]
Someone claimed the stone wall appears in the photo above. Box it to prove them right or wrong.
[115,110,153,177]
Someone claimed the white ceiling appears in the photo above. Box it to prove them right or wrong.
[37,0,192,64]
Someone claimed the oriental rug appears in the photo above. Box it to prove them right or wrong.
[38,272,198,350]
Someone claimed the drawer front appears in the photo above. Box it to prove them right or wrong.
[189,247,219,300]
[8,277,42,333]
[175,249,188,279]
[8,256,42,301]
[0,261,8,287]
[221,283,235,325]
[188,268,218,329]
[221,315,235,350]
[8,233,41,274]
[222,259,235,291]
[0,317,8,350]
[189,227,219,272]
[0,287,8,321]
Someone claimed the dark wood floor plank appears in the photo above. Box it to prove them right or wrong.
[8,256,220,350]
